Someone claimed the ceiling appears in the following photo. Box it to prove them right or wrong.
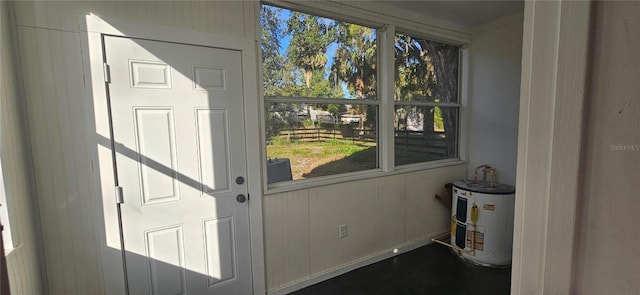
[375,0,524,30]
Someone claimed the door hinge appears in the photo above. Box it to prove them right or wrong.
[103,63,111,83]
[115,186,124,204]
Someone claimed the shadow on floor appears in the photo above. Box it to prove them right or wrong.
[290,243,511,295]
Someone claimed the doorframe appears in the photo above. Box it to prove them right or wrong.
[512,1,591,294]
[80,15,266,295]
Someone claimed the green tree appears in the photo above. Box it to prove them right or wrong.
[331,24,377,99]
[260,5,284,96]
[286,12,336,95]
[330,24,377,130]
[420,39,459,156]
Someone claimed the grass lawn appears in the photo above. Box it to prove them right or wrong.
[267,137,447,180]
[267,138,377,179]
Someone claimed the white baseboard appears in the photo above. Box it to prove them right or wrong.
[267,233,445,295]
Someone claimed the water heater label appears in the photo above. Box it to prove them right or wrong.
[467,225,485,251]
[483,204,496,211]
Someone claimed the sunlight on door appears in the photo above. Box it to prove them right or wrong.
[103,35,251,294]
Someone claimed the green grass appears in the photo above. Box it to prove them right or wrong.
[268,138,373,158]
[267,136,451,180]
[267,138,376,179]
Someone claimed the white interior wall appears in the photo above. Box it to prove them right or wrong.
[264,165,465,293]
[466,14,523,186]
[573,2,640,293]
[0,1,44,294]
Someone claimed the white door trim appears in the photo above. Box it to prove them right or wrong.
[80,15,266,295]
[512,1,591,294]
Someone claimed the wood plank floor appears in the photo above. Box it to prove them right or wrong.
[290,243,511,295]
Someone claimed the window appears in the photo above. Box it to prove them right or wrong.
[394,33,460,166]
[260,4,463,187]
[261,4,379,184]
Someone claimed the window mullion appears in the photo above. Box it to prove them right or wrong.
[379,24,396,171]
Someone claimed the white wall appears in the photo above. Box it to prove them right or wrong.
[265,165,466,293]
[0,1,44,294]
[466,14,523,186]
[573,2,640,294]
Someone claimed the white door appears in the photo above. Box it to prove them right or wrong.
[104,36,252,295]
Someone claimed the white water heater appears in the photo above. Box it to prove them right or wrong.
[451,180,515,267]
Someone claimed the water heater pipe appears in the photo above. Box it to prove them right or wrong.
[474,164,498,187]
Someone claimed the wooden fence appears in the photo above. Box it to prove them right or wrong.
[277,127,376,143]
[394,130,448,155]
[273,127,449,155]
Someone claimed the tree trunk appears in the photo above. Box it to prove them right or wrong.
[421,40,459,157]
[304,69,312,96]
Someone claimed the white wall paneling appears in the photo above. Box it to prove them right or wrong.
[309,179,383,274]
[264,164,466,294]
[264,190,311,289]
[381,174,405,249]
[0,1,44,294]
[17,24,105,295]
[13,1,249,38]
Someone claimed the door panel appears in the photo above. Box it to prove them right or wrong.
[196,109,231,194]
[104,36,251,295]
[134,107,180,205]
[145,225,187,295]
[204,216,236,287]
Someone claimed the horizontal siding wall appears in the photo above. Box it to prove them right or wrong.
[265,164,466,292]
[0,1,43,294]
[13,1,250,36]
[12,1,253,293]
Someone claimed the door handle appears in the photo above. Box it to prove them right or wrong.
[236,194,246,203]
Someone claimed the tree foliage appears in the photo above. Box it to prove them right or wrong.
[285,12,336,94]
[331,24,377,99]
[260,5,284,96]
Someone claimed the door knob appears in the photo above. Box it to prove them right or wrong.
[235,176,245,185]
[236,194,246,203]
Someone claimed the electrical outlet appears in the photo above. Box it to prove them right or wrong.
[339,224,347,238]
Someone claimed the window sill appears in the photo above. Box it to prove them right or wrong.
[264,159,467,195]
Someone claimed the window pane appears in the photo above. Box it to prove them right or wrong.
[394,33,459,103]
[260,4,377,99]
[266,102,378,183]
[394,105,458,165]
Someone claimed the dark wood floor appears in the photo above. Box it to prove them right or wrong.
[290,243,511,295]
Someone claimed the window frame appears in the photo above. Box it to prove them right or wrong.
[392,31,464,167]
[259,1,469,194]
